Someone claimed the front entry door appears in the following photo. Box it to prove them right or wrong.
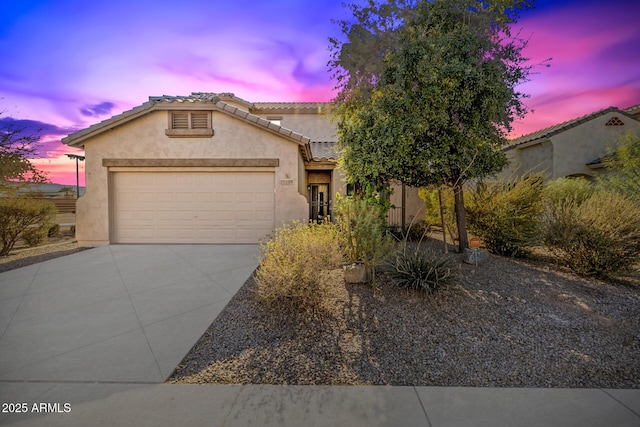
[309,184,330,223]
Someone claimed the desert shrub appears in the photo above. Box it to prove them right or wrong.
[597,131,640,202]
[420,187,454,227]
[466,176,544,257]
[542,176,594,210]
[253,221,343,310]
[22,225,50,247]
[48,223,60,237]
[419,186,473,243]
[0,197,57,256]
[386,247,458,293]
[542,190,640,277]
[334,195,394,282]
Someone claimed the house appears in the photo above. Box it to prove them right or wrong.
[503,105,640,180]
[62,92,423,247]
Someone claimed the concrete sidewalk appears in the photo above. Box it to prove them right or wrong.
[1,245,639,426]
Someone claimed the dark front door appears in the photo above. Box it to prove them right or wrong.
[309,184,330,223]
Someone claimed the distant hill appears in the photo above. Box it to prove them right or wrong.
[3,182,86,197]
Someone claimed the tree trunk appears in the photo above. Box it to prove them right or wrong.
[453,181,469,253]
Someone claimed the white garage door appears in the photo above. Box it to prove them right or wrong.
[112,171,275,243]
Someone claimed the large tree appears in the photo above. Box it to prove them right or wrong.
[330,0,536,251]
[0,112,48,194]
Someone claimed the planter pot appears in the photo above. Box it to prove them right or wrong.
[343,263,371,283]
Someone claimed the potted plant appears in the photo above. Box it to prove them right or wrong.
[334,195,394,283]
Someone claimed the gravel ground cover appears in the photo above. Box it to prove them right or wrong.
[169,241,640,388]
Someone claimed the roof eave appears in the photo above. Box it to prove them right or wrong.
[62,96,314,154]
[62,101,156,147]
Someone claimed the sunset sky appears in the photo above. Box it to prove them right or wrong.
[1,0,639,185]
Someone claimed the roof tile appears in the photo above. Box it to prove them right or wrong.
[506,106,637,149]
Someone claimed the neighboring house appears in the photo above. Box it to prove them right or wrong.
[63,92,423,247]
[503,105,640,180]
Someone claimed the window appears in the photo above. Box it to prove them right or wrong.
[166,111,213,137]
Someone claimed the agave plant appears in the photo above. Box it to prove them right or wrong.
[386,247,458,293]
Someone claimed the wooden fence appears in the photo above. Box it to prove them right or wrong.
[33,197,77,214]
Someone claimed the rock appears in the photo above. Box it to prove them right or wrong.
[343,263,371,283]
[463,248,490,265]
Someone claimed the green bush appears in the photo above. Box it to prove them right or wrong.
[0,197,57,256]
[542,176,594,210]
[386,247,458,293]
[597,131,640,202]
[334,195,394,282]
[466,176,544,257]
[22,225,49,247]
[542,191,640,277]
[420,187,453,227]
[253,221,343,311]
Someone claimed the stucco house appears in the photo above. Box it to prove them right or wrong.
[63,92,423,247]
[503,105,640,180]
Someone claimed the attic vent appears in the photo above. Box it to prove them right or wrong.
[172,112,189,129]
[605,117,624,126]
[166,111,214,138]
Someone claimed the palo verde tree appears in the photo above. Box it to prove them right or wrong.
[330,0,537,251]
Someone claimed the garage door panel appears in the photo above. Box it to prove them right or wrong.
[113,171,275,244]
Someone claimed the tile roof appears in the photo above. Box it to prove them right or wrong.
[625,103,640,117]
[310,141,340,161]
[63,93,314,160]
[253,101,329,113]
[506,106,626,150]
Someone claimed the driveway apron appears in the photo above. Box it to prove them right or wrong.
[0,245,259,384]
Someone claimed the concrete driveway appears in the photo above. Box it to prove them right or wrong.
[1,245,639,427]
[0,244,259,385]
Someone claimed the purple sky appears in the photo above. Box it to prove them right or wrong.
[1,0,638,185]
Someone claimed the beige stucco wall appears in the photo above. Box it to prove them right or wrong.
[75,109,308,246]
[388,183,426,227]
[504,112,640,180]
[504,140,554,180]
[550,113,635,178]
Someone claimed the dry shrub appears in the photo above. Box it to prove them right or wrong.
[542,176,594,209]
[466,176,544,257]
[253,221,343,311]
[0,197,57,256]
[542,191,640,277]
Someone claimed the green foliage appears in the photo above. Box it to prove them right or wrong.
[386,247,458,293]
[542,176,594,209]
[597,131,640,202]
[542,191,640,277]
[334,195,394,281]
[22,225,49,247]
[418,186,469,233]
[0,197,57,256]
[420,187,451,227]
[330,0,538,251]
[253,221,343,311]
[466,176,544,257]
[1,112,48,195]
